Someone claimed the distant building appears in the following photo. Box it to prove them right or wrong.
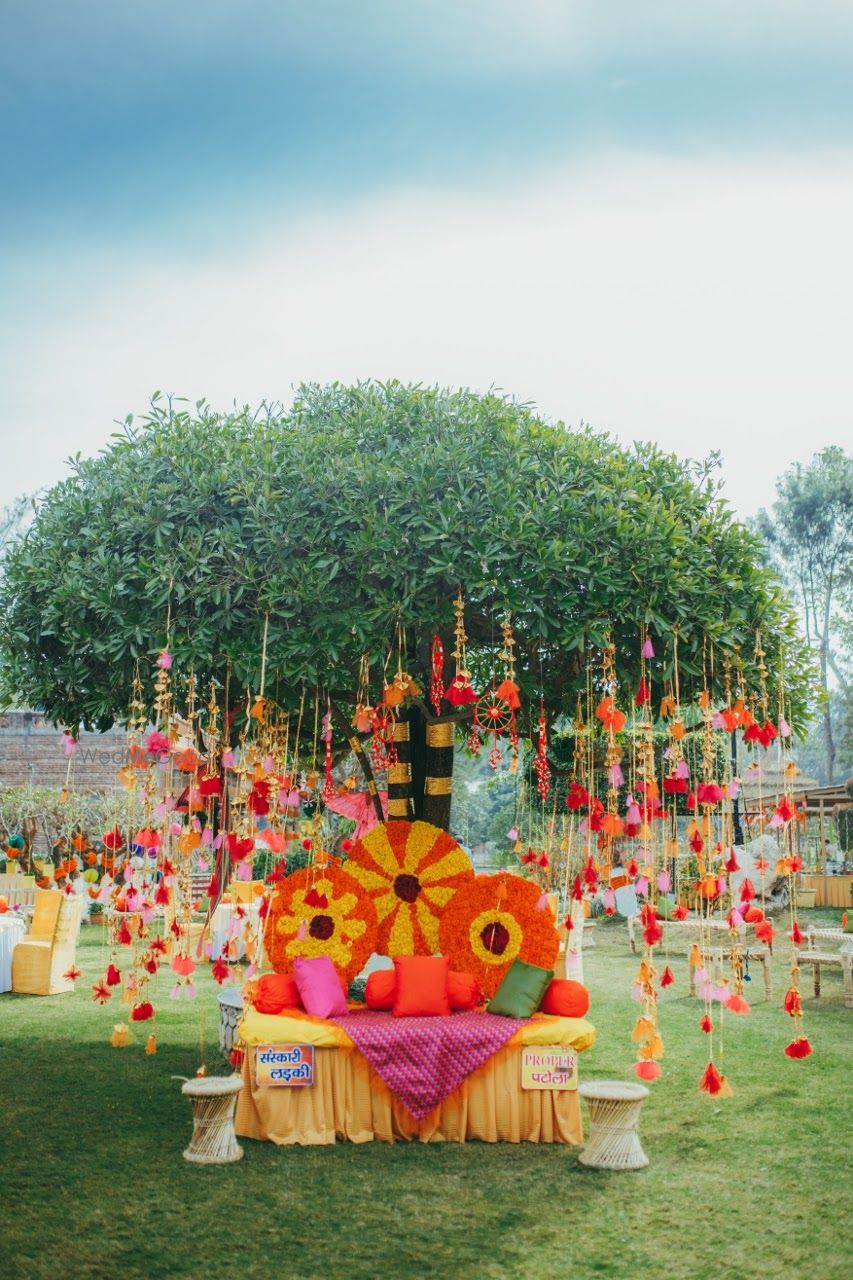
[0,709,126,791]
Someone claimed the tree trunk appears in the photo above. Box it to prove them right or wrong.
[406,702,464,832]
[820,640,836,785]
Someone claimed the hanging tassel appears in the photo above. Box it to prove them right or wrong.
[110,1024,131,1049]
[642,636,655,659]
[229,1046,245,1069]
[660,965,675,988]
[634,1060,661,1081]
[784,1037,812,1059]
[725,993,751,1015]
[699,1061,724,1095]
[145,1033,157,1056]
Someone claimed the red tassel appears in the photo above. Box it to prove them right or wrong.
[444,677,477,706]
[725,849,740,873]
[755,920,775,945]
[130,1000,155,1022]
[644,920,663,946]
[672,904,689,920]
[699,1014,713,1033]
[726,993,750,1015]
[229,1046,245,1069]
[783,987,802,1017]
[739,878,755,903]
[106,963,121,986]
[784,1036,812,1060]
[699,1062,724,1095]
[495,678,521,710]
[634,676,651,707]
[790,921,804,944]
[660,965,675,988]
[211,958,230,984]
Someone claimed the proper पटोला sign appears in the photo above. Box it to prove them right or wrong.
[520,1046,578,1090]
[255,1044,315,1087]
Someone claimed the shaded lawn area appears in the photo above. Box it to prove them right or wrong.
[1,916,849,1280]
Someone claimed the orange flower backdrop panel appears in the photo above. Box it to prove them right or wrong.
[264,866,378,983]
[438,873,560,997]
[344,820,474,956]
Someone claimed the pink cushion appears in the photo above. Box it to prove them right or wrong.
[292,955,348,1018]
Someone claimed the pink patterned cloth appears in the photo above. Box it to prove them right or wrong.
[333,1009,528,1119]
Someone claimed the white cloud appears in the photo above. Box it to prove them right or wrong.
[2,149,851,518]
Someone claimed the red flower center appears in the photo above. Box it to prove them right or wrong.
[480,921,510,955]
[393,873,421,903]
[309,914,335,941]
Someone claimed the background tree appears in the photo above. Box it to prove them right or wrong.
[753,447,852,783]
[0,383,813,827]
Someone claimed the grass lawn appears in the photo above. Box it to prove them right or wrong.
[1,913,850,1280]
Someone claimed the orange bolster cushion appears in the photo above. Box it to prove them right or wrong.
[365,967,481,1011]
[251,972,303,1015]
[539,978,590,1018]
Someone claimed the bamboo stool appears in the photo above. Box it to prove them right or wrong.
[181,1076,244,1164]
[578,1080,650,1171]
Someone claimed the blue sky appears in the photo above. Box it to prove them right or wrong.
[2,1,852,514]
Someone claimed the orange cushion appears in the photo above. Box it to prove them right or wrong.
[447,970,481,1011]
[365,969,396,1010]
[392,955,451,1017]
[252,972,303,1015]
[539,978,590,1018]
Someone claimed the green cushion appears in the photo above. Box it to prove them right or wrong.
[487,959,554,1018]
[656,894,678,920]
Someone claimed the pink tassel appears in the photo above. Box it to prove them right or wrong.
[675,759,690,780]
[608,763,624,787]
[221,749,237,768]
[656,870,671,893]
[642,637,655,659]
[779,717,791,737]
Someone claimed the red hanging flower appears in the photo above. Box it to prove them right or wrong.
[105,963,121,986]
[91,982,111,1004]
[211,958,230,984]
[130,1001,155,1022]
[784,1037,812,1059]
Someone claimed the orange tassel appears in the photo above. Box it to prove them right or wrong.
[145,1033,157,1055]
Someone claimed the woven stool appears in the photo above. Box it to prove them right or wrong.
[578,1080,650,1171]
[181,1075,244,1165]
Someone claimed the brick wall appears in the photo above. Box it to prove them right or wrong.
[0,710,126,791]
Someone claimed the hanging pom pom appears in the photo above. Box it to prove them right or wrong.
[229,1045,245,1069]
[110,1023,131,1049]
[739,878,756,903]
[726,993,751,1015]
[634,1060,661,1081]
[105,963,121,987]
[145,1033,157,1056]
[699,1062,724,1095]
[783,987,802,1017]
[642,636,655,659]
[699,1014,713,1034]
[660,965,675,988]
[634,676,651,707]
[784,1037,812,1060]
[130,1000,155,1022]
[790,921,804,945]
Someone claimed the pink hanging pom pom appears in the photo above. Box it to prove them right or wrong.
[263,753,274,772]
[608,763,625,787]
[656,870,671,893]
[169,983,181,1000]
[185,982,197,999]
[221,749,237,768]
[642,637,655,659]
[62,732,77,756]
[635,875,649,896]
[625,799,642,825]
[779,717,791,737]
[236,860,252,881]
[245,962,257,980]
[157,650,173,669]
[603,888,616,911]
[711,711,725,730]
[212,833,224,850]
[169,821,182,837]
[506,827,519,841]
[201,827,213,847]
[675,759,690,780]
[727,780,741,800]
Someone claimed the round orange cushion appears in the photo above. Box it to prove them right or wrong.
[252,972,303,1015]
[447,970,482,1011]
[392,955,451,1017]
[365,969,395,1010]
[539,978,590,1018]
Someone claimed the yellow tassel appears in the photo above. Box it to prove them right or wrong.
[689,943,702,968]
[110,1023,131,1048]
[631,1017,654,1042]
[145,1033,157,1056]
[717,1074,734,1098]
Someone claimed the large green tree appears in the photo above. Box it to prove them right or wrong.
[754,446,852,783]
[0,383,812,823]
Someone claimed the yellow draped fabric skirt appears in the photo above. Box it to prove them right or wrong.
[236,1043,584,1145]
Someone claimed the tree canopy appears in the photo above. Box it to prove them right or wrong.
[0,382,812,731]
[753,445,852,781]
